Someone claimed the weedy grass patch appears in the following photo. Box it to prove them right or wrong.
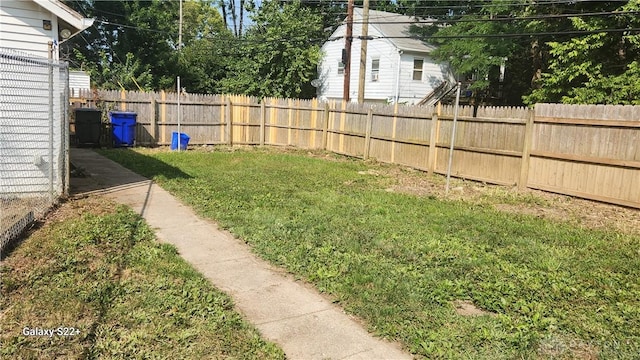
[100,147,640,359]
[0,197,284,359]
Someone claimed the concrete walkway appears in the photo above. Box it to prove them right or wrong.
[70,148,412,360]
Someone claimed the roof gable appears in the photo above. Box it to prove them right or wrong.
[33,0,93,32]
[354,8,435,53]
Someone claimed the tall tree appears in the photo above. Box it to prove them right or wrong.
[524,1,640,104]
[63,0,179,89]
[220,0,323,98]
[406,0,636,105]
[218,0,248,36]
[178,1,235,93]
[63,0,233,92]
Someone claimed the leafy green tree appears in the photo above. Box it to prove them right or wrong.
[63,0,179,89]
[220,0,323,98]
[407,0,637,105]
[64,0,234,92]
[524,1,640,104]
[410,1,573,105]
[74,51,153,90]
[178,1,235,93]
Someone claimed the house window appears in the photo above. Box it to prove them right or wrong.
[413,58,423,81]
[371,59,380,82]
[338,61,345,75]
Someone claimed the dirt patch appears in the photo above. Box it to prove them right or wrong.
[45,197,119,224]
[369,162,639,236]
[452,300,496,317]
[537,334,599,360]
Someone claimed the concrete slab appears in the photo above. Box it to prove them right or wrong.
[70,148,413,360]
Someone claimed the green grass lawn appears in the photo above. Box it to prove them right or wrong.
[99,147,640,359]
[0,198,284,359]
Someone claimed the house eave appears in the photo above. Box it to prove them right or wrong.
[33,0,94,32]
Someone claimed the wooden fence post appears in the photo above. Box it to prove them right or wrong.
[287,98,293,146]
[120,89,126,111]
[160,90,166,144]
[339,101,346,153]
[311,98,318,148]
[391,102,398,163]
[427,112,439,173]
[260,98,266,146]
[150,97,157,145]
[364,108,373,159]
[322,102,330,150]
[519,108,535,190]
[226,97,232,146]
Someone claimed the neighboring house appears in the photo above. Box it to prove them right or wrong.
[69,70,90,98]
[317,8,455,105]
[0,0,93,59]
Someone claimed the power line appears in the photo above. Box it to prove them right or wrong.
[78,2,640,50]
[289,0,630,9]
[350,10,640,25]
[365,27,640,39]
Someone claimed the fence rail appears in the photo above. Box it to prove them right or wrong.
[73,90,640,208]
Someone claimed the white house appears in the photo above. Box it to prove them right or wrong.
[318,8,455,105]
[0,0,94,59]
[69,70,91,97]
[1,1,92,199]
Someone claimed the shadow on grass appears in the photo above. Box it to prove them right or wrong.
[69,147,192,196]
[97,147,192,181]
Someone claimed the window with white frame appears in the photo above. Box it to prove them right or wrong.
[371,59,380,81]
[412,58,423,81]
[338,61,345,75]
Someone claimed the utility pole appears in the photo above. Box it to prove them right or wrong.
[357,0,369,103]
[343,0,354,102]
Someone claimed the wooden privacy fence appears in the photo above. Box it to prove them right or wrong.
[75,90,640,208]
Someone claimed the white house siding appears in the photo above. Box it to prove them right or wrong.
[318,24,347,100]
[318,10,453,104]
[0,1,59,59]
[69,70,90,97]
[396,51,453,105]
[0,49,67,196]
[320,23,401,102]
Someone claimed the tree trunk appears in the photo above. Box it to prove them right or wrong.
[239,0,245,36]
[530,38,542,89]
[229,0,238,37]
[219,0,228,30]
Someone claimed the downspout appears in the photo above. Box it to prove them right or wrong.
[395,50,403,103]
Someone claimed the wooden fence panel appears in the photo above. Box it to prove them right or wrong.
[368,111,395,163]
[389,105,433,169]
[159,92,224,146]
[328,105,341,154]
[265,97,291,146]
[340,102,368,157]
[228,95,260,145]
[78,90,639,208]
[433,106,529,185]
[291,98,323,149]
[528,104,640,207]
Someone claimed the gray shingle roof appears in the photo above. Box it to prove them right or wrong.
[354,8,436,53]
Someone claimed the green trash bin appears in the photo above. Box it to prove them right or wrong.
[74,108,102,146]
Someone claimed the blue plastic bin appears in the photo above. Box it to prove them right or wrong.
[109,111,137,147]
[171,132,190,150]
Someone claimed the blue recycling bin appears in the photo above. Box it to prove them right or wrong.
[171,132,190,151]
[109,111,137,147]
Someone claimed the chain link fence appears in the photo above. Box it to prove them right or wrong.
[0,48,69,251]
